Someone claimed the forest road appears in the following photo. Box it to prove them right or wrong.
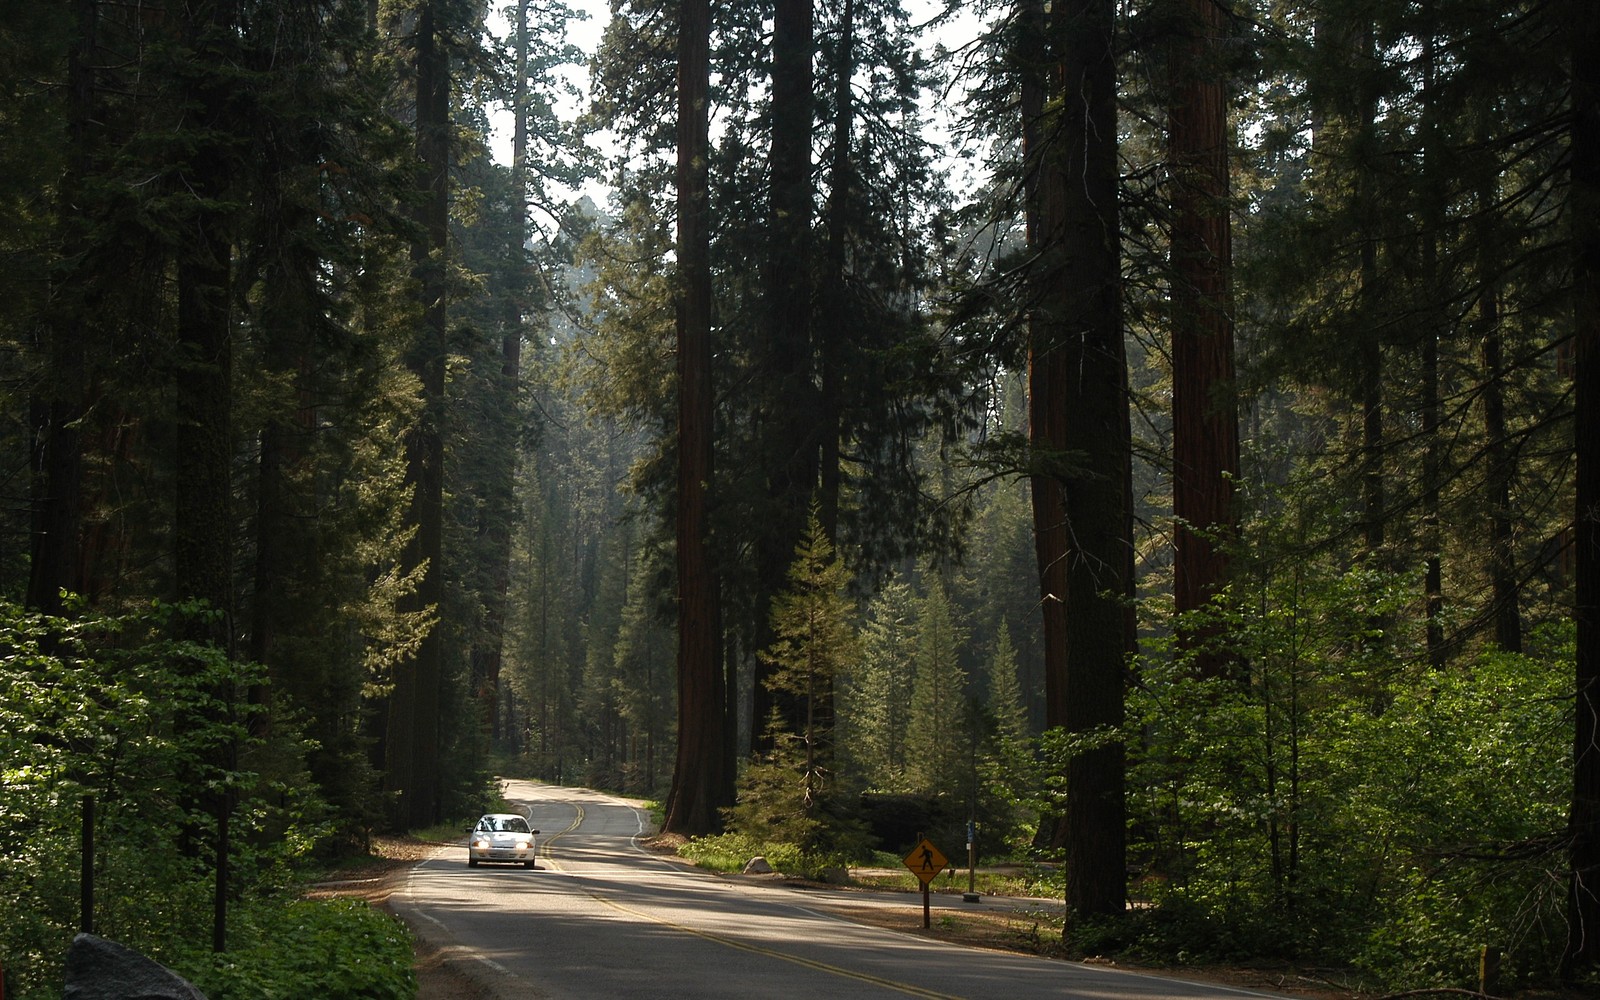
[391,780,1294,1000]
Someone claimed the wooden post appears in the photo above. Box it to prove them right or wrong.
[214,805,229,952]
[1479,944,1501,996]
[80,795,93,934]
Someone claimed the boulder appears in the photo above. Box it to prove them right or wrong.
[63,934,209,1000]
[741,856,774,875]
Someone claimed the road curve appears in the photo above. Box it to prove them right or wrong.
[393,780,1291,1000]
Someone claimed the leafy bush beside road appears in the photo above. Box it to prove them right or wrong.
[0,600,416,1000]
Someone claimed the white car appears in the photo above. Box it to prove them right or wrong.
[467,813,540,868]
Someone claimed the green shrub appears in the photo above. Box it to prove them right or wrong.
[678,832,803,875]
[182,898,416,1000]
[1118,558,1574,990]
[0,600,389,1000]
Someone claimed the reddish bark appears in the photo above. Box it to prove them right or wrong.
[1027,0,1130,921]
[663,0,731,837]
[1168,0,1239,676]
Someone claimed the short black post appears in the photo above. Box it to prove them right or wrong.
[80,795,94,934]
[214,805,229,952]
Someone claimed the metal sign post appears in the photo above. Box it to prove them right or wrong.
[902,835,949,929]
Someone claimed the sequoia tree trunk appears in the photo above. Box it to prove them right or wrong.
[663,0,731,836]
[1029,0,1130,922]
[1168,0,1239,679]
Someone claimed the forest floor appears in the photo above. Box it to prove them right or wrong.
[307,835,1584,1000]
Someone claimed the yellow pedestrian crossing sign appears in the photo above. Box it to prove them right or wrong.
[903,837,948,886]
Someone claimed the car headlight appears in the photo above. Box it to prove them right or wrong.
[473,839,488,848]
[515,840,531,849]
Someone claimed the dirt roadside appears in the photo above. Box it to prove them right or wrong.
[311,835,1367,1000]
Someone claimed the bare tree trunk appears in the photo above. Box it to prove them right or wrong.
[750,0,817,751]
[389,0,449,829]
[27,0,99,616]
[1565,0,1600,976]
[1419,2,1445,669]
[1168,0,1239,678]
[472,0,533,746]
[1478,179,1520,652]
[817,0,854,544]
[1019,0,1067,854]
[174,0,236,644]
[250,198,318,738]
[1029,0,1130,922]
[1354,23,1385,555]
[173,0,241,953]
[663,0,731,836]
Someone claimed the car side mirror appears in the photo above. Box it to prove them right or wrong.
[531,829,540,835]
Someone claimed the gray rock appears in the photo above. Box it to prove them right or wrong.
[741,855,774,874]
[63,934,209,1000]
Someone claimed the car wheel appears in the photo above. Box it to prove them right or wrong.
[524,860,535,869]
[468,858,479,867]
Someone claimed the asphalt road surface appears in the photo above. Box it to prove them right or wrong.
[394,780,1291,1000]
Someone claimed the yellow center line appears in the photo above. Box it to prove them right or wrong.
[537,802,585,848]
[537,804,960,1000]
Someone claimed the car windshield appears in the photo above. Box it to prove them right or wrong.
[481,816,530,833]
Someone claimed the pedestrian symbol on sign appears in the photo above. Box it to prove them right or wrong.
[902,837,948,886]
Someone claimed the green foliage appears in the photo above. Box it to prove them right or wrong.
[730,513,871,858]
[678,827,865,881]
[0,601,372,1000]
[182,898,416,1000]
[5,0,1590,988]
[722,722,828,856]
[904,578,971,801]
[604,548,676,796]
[724,715,874,864]
[1116,554,1573,990]
[1067,897,1277,966]
[839,579,918,787]
[975,627,1041,853]
[677,831,803,876]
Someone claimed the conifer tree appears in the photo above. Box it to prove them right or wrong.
[979,623,1037,849]
[612,542,676,795]
[22,0,92,615]
[842,578,919,787]
[986,625,1028,748]
[747,0,818,748]
[905,577,970,800]
[729,511,864,854]
[383,0,449,829]
[741,509,860,841]
[586,0,961,778]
